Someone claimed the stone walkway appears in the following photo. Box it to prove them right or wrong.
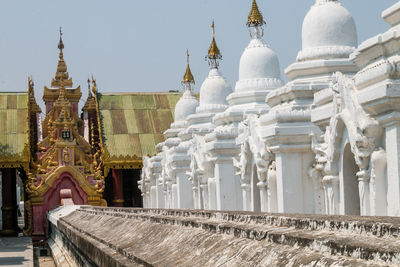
[0,237,33,267]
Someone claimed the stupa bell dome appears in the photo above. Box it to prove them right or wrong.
[174,90,199,122]
[235,0,282,92]
[174,53,199,122]
[199,69,231,107]
[298,0,357,61]
[239,38,281,80]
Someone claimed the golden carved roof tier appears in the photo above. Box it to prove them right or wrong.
[247,0,265,27]
[183,63,195,84]
[43,31,82,103]
[28,77,41,114]
[183,50,195,84]
[208,21,222,60]
[208,37,221,59]
[82,79,97,112]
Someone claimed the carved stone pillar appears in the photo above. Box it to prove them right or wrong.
[208,178,217,210]
[214,157,242,211]
[384,122,400,216]
[176,171,193,209]
[267,162,277,212]
[191,177,200,209]
[166,182,173,209]
[1,168,18,236]
[163,187,168,209]
[111,169,124,207]
[267,180,278,212]
[369,148,387,216]
[275,152,305,213]
[156,179,165,209]
[241,183,251,211]
[357,169,370,216]
[199,175,209,210]
[322,175,339,215]
[171,183,178,209]
[257,181,268,212]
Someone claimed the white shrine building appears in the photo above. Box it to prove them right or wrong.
[140,0,400,217]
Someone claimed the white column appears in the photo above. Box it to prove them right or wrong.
[267,180,278,212]
[156,181,165,208]
[150,186,157,208]
[323,175,340,215]
[166,183,172,208]
[241,185,251,211]
[208,178,217,210]
[214,157,242,211]
[200,181,209,210]
[358,175,370,216]
[258,182,268,212]
[275,152,305,213]
[190,178,200,209]
[171,184,178,209]
[177,172,193,209]
[369,148,387,216]
[385,123,400,216]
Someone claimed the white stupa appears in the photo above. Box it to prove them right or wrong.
[164,52,199,141]
[219,0,282,120]
[284,0,358,81]
[186,22,232,131]
[171,52,199,129]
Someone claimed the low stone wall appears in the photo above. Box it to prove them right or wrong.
[48,206,400,266]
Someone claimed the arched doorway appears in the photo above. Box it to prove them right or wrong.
[342,143,360,215]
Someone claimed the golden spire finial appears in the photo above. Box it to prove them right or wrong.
[182,50,195,85]
[58,27,64,51]
[87,77,93,98]
[28,76,34,96]
[28,76,41,113]
[247,0,265,27]
[52,27,72,87]
[207,20,222,69]
[91,75,97,94]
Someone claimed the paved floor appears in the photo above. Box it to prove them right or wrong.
[0,237,33,267]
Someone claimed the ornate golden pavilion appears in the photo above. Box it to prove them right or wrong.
[0,31,182,239]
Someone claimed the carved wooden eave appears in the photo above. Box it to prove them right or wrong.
[102,147,143,177]
[43,85,82,102]
[28,82,41,114]
[0,143,29,172]
[82,97,96,112]
[26,166,103,202]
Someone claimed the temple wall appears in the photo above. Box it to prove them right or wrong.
[48,205,400,266]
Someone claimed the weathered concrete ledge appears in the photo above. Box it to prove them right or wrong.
[48,206,400,266]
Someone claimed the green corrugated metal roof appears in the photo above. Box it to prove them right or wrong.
[0,92,29,157]
[98,92,182,158]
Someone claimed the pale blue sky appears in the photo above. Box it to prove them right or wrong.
[0,0,397,110]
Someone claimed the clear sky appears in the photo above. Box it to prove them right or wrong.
[0,0,397,110]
